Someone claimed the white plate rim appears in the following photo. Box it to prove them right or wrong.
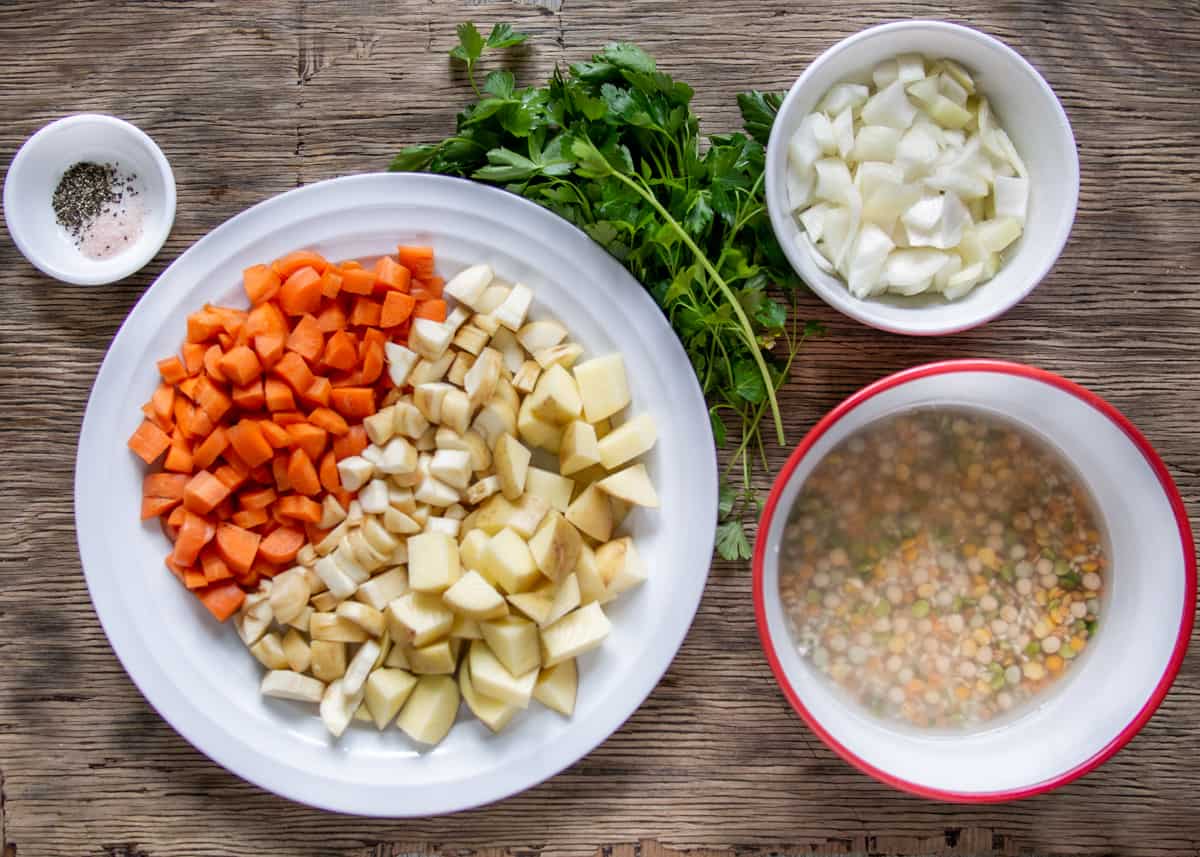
[74,172,717,816]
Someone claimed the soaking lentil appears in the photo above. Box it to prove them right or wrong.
[52,161,143,260]
[778,407,1107,729]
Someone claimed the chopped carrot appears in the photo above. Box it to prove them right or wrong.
[194,378,232,424]
[232,507,269,529]
[183,470,233,515]
[319,450,341,493]
[173,511,215,567]
[232,379,265,411]
[319,268,343,299]
[272,250,328,278]
[253,333,285,368]
[141,495,180,519]
[263,378,295,412]
[329,370,362,389]
[270,457,290,494]
[215,522,261,574]
[286,448,321,496]
[397,245,436,280]
[176,376,199,402]
[330,387,376,419]
[144,472,189,500]
[259,526,305,565]
[203,344,227,383]
[380,290,416,328]
[200,548,234,583]
[250,463,273,485]
[129,420,172,464]
[413,299,446,322]
[218,345,263,386]
[150,384,176,422]
[302,376,332,408]
[141,401,172,432]
[214,497,236,521]
[239,486,278,510]
[360,327,387,350]
[214,463,248,492]
[285,314,324,363]
[322,330,358,371]
[374,256,411,292]
[232,566,259,589]
[332,424,368,459]
[183,569,209,590]
[243,264,282,305]
[227,419,274,468]
[272,410,307,425]
[349,297,382,328]
[193,427,230,471]
[360,342,384,385]
[195,580,245,622]
[182,343,206,376]
[279,266,323,316]
[164,433,194,473]
[245,301,288,339]
[157,356,187,385]
[187,307,225,343]
[308,407,349,436]
[276,494,322,524]
[412,277,445,300]
[258,419,292,449]
[217,332,236,352]
[272,351,316,394]
[315,302,348,333]
[167,505,188,530]
[340,267,377,295]
[285,422,327,461]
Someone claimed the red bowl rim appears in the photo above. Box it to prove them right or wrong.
[752,358,1196,802]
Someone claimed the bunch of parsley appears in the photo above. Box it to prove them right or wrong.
[391,23,818,560]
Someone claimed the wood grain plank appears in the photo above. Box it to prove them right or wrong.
[1,1,1198,856]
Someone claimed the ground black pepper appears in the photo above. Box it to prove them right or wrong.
[51,160,143,258]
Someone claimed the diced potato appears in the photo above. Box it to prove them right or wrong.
[447,353,474,389]
[533,658,578,716]
[527,511,583,583]
[493,433,531,500]
[336,601,386,638]
[573,354,631,423]
[609,495,633,530]
[268,567,311,625]
[450,614,483,640]
[320,678,365,738]
[376,437,418,476]
[529,364,583,424]
[436,428,491,473]
[310,612,370,643]
[596,536,649,598]
[396,675,460,746]
[319,495,348,530]
[392,401,430,439]
[287,604,314,634]
[261,669,325,704]
[311,591,340,613]
[310,640,347,682]
[343,639,381,696]
[355,567,409,611]
[443,569,509,620]
[468,640,538,708]
[459,528,491,571]
[482,528,542,594]
[414,382,454,424]
[408,639,460,675]
[385,342,419,387]
[471,494,517,535]
[479,615,541,676]
[565,483,613,542]
[337,455,375,492]
[524,467,574,513]
[409,351,456,387]
[443,263,493,309]
[517,395,563,453]
[440,388,471,435]
[534,343,584,369]
[453,324,490,356]
[430,448,472,491]
[507,493,550,539]
[364,668,418,730]
[361,516,400,556]
[559,421,601,476]
[540,602,612,667]
[513,360,541,394]
[544,572,582,627]
[407,531,461,593]
[424,516,460,538]
[281,628,312,673]
[494,283,534,331]
[386,592,455,647]
[346,530,387,572]
[364,406,396,446]
[472,398,518,446]
[596,463,659,508]
[459,660,518,733]
[475,284,510,315]
[507,589,553,625]
[575,544,608,605]
[597,414,657,470]
[383,506,421,535]
[383,643,411,670]
[250,632,290,670]
[410,318,453,361]
[466,475,502,505]
[464,348,502,407]
[517,320,567,353]
[414,473,460,507]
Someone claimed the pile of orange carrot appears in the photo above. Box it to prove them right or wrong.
[128,245,447,622]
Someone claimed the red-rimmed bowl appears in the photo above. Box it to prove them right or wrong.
[753,360,1195,801]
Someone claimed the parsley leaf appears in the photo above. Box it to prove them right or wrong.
[737,90,785,146]
[486,23,529,49]
[715,520,752,561]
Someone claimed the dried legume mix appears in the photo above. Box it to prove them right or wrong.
[779,407,1106,729]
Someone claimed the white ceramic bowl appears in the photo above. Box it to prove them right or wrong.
[764,21,1079,335]
[4,113,176,285]
[753,360,1194,801]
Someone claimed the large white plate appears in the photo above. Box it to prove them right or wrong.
[75,173,717,816]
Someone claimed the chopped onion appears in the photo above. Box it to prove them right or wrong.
[788,54,1027,301]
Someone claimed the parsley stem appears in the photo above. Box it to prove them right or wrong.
[605,168,786,446]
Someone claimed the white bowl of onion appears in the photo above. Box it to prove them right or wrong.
[753,360,1195,800]
[764,21,1079,335]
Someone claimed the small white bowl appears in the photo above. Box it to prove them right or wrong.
[765,21,1079,335]
[4,113,176,285]
[754,360,1195,801]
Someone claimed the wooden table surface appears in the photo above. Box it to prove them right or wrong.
[2,1,1199,855]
